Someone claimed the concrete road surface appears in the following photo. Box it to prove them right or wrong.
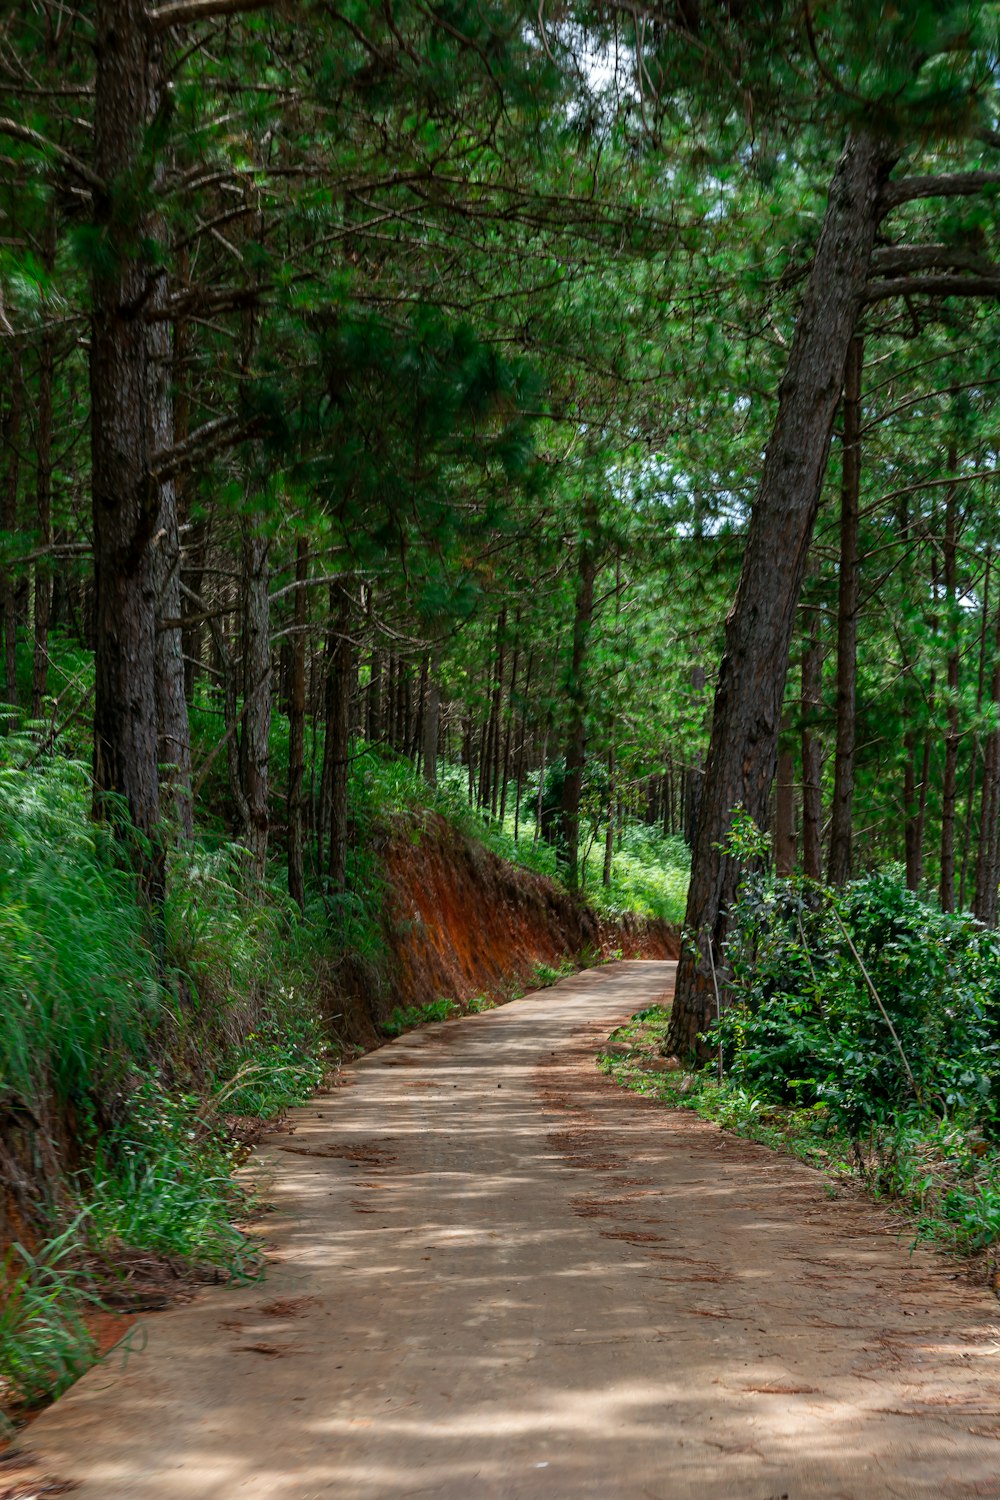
[16,960,1000,1498]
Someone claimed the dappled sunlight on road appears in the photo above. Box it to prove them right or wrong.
[21,961,1000,1499]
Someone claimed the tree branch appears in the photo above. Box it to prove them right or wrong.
[147,0,274,33]
[865,273,1000,301]
[151,414,248,481]
[881,170,1000,210]
[0,117,105,194]
[870,244,995,277]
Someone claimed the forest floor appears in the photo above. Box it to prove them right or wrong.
[9,960,1000,1500]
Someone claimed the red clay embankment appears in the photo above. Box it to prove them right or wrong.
[375,812,678,1016]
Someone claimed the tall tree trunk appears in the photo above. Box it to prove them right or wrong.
[238,517,271,878]
[31,318,55,719]
[91,0,167,895]
[561,511,598,891]
[603,741,616,886]
[514,646,534,842]
[800,581,824,880]
[670,130,896,1059]
[323,589,353,894]
[961,554,991,911]
[287,539,308,911]
[367,587,383,745]
[904,732,923,890]
[489,608,507,818]
[536,723,548,843]
[940,453,960,912]
[421,658,439,787]
[152,457,193,837]
[499,622,519,825]
[1,349,22,718]
[827,335,863,885]
[975,581,1000,924]
[464,712,475,803]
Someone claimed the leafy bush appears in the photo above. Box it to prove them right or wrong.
[713,865,1000,1139]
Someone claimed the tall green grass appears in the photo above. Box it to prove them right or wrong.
[0,753,161,1119]
[0,747,330,1421]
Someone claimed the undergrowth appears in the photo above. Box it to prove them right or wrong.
[0,727,676,1422]
[0,743,331,1425]
[599,835,1000,1265]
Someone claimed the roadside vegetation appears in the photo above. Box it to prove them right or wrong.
[0,668,679,1429]
[601,818,1000,1268]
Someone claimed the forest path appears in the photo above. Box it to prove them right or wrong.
[19,959,1000,1499]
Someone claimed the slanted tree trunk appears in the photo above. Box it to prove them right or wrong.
[287,538,308,910]
[670,130,896,1059]
[827,335,863,884]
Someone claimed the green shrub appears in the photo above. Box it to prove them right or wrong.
[713,865,1000,1139]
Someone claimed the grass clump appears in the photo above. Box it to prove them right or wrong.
[0,1217,98,1417]
[530,958,576,988]
[381,997,460,1037]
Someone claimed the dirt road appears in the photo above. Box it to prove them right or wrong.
[18,961,1000,1498]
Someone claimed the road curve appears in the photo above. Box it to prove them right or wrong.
[18,960,1000,1498]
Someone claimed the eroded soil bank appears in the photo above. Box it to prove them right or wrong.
[15,961,1000,1500]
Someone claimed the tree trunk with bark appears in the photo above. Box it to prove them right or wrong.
[975,578,1000,924]
[800,578,824,880]
[32,320,54,719]
[321,588,353,894]
[1,349,21,717]
[287,538,308,911]
[421,664,440,788]
[940,457,960,912]
[603,741,616,886]
[827,336,863,885]
[238,517,271,879]
[561,511,598,891]
[669,130,896,1059]
[90,0,167,895]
